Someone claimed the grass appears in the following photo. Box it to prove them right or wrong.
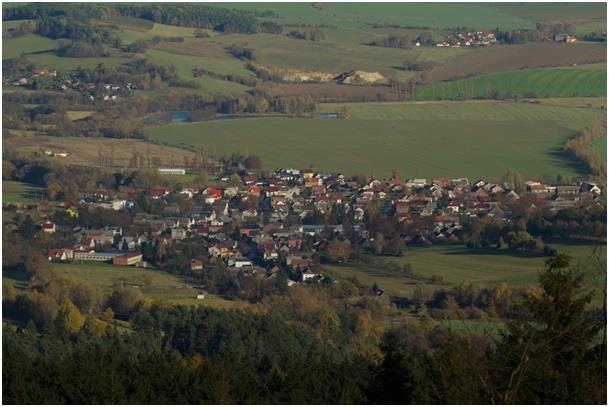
[107,15,154,31]
[204,32,466,77]
[323,242,606,301]
[534,97,606,109]
[3,261,248,309]
[2,19,33,30]
[27,51,130,71]
[112,22,204,44]
[5,135,196,169]
[145,48,250,95]
[148,45,253,77]
[321,100,603,128]
[591,134,607,162]
[2,180,44,203]
[49,262,247,308]
[211,3,536,30]
[149,99,604,179]
[66,111,95,121]
[417,64,606,100]
[494,3,606,27]
[3,33,57,59]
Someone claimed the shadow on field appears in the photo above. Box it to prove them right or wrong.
[439,247,547,258]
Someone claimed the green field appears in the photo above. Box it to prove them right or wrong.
[66,111,95,121]
[534,97,606,109]
[323,242,606,301]
[2,19,33,30]
[149,99,603,179]
[3,261,246,309]
[321,100,603,127]
[145,48,249,95]
[210,3,536,30]
[27,51,130,70]
[591,134,607,161]
[3,33,57,59]
[2,180,44,203]
[205,32,466,77]
[111,21,206,44]
[494,3,606,33]
[107,15,154,31]
[50,262,247,308]
[417,64,607,100]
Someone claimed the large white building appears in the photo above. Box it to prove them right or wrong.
[158,168,186,175]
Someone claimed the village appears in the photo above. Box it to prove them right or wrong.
[5,66,135,102]
[36,165,603,293]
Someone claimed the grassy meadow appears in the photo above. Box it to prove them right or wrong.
[323,242,606,302]
[2,180,44,203]
[210,3,537,30]
[149,99,603,179]
[417,64,606,100]
[591,134,607,161]
[204,32,466,77]
[145,48,251,95]
[2,33,57,59]
[3,261,247,309]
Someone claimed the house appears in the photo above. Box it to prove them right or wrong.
[301,169,315,179]
[48,248,73,262]
[42,221,56,233]
[487,205,506,220]
[190,259,204,272]
[528,184,548,194]
[171,227,187,240]
[556,185,580,197]
[406,178,427,189]
[203,187,223,204]
[228,257,253,268]
[581,181,601,195]
[151,188,170,199]
[301,271,320,281]
[110,199,130,210]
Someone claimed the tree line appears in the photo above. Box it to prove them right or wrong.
[564,119,606,179]
[369,34,414,49]
[113,4,281,34]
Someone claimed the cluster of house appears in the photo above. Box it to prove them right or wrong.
[10,67,57,86]
[43,167,603,284]
[436,31,497,47]
[7,66,135,102]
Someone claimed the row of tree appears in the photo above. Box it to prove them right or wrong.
[287,28,326,42]
[564,119,607,178]
[369,34,414,49]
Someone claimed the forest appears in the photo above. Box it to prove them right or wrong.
[3,252,606,404]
